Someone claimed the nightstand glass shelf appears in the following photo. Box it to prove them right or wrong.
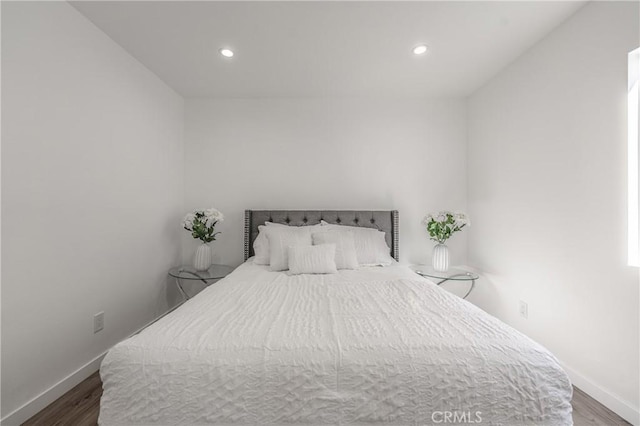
[169,265,234,301]
[410,265,479,299]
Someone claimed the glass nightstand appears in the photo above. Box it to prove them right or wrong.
[410,265,479,299]
[168,265,234,301]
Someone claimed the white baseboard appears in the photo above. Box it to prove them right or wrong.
[0,306,176,426]
[561,361,640,425]
[0,352,106,426]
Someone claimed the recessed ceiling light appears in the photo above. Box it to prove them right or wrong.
[219,48,234,58]
[413,44,428,55]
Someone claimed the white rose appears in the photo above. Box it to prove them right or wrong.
[182,213,196,229]
[204,208,224,222]
[454,212,470,227]
[205,216,218,228]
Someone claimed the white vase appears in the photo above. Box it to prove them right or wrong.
[432,243,449,272]
[193,243,212,271]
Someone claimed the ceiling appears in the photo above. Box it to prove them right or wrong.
[71,1,586,98]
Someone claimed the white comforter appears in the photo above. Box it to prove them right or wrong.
[99,262,572,425]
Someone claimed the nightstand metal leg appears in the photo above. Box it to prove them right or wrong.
[436,276,475,299]
[462,279,475,299]
[176,278,190,301]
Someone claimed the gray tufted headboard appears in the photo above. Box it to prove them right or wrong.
[244,210,399,262]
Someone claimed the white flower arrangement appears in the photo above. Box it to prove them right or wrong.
[422,211,470,244]
[182,207,224,243]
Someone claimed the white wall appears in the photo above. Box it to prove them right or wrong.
[1,2,184,422]
[184,98,467,268]
[468,2,639,423]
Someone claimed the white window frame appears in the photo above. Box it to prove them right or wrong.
[628,47,640,266]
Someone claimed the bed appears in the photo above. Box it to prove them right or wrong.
[99,210,572,425]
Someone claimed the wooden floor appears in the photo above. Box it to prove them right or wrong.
[571,387,630,426]
[23,372,629,426]
[23,372,102,426]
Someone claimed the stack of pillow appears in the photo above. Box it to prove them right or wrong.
[253,221,394,274]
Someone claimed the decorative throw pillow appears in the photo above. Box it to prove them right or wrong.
[288,244,338,275]
[312,231,358,270]
[253,222,321,265]
[319,221,394,266]
[264,226,313,271]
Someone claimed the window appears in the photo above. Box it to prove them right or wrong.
[628,47,639,266]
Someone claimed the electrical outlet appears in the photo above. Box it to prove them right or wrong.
[519,301,528,319]
[94,311,104,333]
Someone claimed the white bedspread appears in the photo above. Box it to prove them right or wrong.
[99,262,572,425]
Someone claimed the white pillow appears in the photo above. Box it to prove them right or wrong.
[312,231,358,270]
[264,226,313,271]
[319,221,394,266]
[253,225,270,265]
[288,244,338,275]
[253,222,321,265]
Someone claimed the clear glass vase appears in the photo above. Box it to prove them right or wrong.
[193,243,212,271]
[432,243,449,272]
